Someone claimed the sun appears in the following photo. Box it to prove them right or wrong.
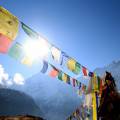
[23,38,51,61]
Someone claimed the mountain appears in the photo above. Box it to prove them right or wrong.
[12,72,82,120]
[0,88,43,118]
[2,60,119,120]
[94,60,120,90]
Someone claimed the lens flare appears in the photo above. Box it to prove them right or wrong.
[23,38,50,61]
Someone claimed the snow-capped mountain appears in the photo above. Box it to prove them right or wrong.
[1,60,119,120]
[12,72,82,120]
[94,60,120,90]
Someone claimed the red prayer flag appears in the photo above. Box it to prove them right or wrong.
[82,66,87,76]
[99,79,103,95]
[49,68,59,77]
[49,65,59,77]
[72,78,76,87]
[0,33,11,53]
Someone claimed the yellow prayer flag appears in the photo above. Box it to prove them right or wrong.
[94,73,98,91]
[0,7,19,40]
[62,73,67,82]
[21,56,33,66]
[67,59,76,71]
[92,92,97,120]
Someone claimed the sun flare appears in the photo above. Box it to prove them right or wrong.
[23,38,50,61]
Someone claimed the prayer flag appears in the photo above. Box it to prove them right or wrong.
[0,33,11,53]
[62,73,68,82]
[88,72,94,77]
[60,51,69,65]
[72,78,76,87]
[73,62,81,75]
[67,58,76,72]
[78,82,81,89]
[21,56,33,66]
[58,71,63,81]
[40,60,48,73]
[99,79,103,95]
[8,42,24,60]
[49,65,59,77]
[92,92,97,120]
[75,79,79,87]
[82,84,86,92]
[66,75,70,84]
[82,66,88,76]
[86,78,92,94]
[94,74,98,91]
[51,46,61,62]
[62,73,70,84]
[0,7,19,40]
[21,22,39,39]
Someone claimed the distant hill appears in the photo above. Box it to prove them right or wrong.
[0,88,43,118]
[94,60,120,90]
[12,73,82,120]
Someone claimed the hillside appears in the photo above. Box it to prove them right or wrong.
[0,88,43,118]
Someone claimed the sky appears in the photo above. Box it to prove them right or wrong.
[0,0,120,79]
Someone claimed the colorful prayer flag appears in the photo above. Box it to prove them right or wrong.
[49,65,59,77]
[58,71,63,81]
[21,56,33,66]
[21,22,39,39]
[88,72,94,77]
[72,78,76,87]
[8,42,24,60]
[86,78,92,94]
[0,33,11,53]
[73,62,81,75]
[92,92,97,120]
[62,73,70,84]
[78,82,81,89]
[0,7,19,40]
[60,51,69,65]
[99,79,103,95]
[81,84,84,91]
[40,60,48,73]
[66,75,70,84]
[67,58,76,72]
[94,73,98,91]
[82,66,88,76]
[62,73,68,82]
[51,46,61,62]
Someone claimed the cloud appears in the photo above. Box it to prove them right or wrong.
[0,64,9,86]
[0,64,25,87]
[13,73,25,85]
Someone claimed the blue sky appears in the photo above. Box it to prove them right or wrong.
[0,0,120,79]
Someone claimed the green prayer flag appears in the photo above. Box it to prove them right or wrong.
[58,71,63,81]
[73,62,81,74]
[21,22,39,39]
[8,42,24,60]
